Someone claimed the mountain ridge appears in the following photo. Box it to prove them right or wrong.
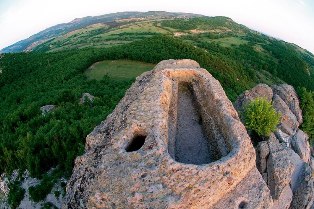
[1,11,203,53]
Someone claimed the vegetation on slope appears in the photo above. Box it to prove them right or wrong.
[1,15,314,205]
[299,88,314,144]
[86,60,154,80]
[1,35,313,179]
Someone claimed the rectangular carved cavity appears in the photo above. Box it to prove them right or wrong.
[168,80,231,165]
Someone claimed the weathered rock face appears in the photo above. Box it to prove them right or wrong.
[234,83,273,112]
[63,60,272,208]
[291,130,311,163]
[235,83,314,209]
[272,84,303,124]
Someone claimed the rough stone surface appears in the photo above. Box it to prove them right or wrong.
[63,61,314,209]
[267,142,294,200]
[290,164,314,209]
[272,94,299,134]
[63,60,271,208]
[291,129,311,163]
[212,168,273,209]
[80,93,95,104]
[272,84,303,124]
[40,105,55,115]
[274,129,291,147]
[236,83,314,209]
[234,83,273,113]
[256,141,269,173]
[270,185,293,209]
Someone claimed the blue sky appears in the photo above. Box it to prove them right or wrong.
[0,0,313,53]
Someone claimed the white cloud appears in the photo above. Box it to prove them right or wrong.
[0,0,313,53]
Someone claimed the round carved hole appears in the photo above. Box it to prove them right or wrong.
[238,201,248,209]
[125,135,146,152]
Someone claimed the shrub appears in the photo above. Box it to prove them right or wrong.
[299,87,314,145]
[244,97,281,138]
[29,176,54,202]
[8,180,25,209]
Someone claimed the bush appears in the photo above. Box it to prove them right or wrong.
[29,175,55,202]
[299,87,314,145]
[8,180,25,209]
[244,97,281,138]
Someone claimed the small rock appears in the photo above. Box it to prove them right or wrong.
[274,129,291,147]
[80,93,95,104]
[40,105,55,115]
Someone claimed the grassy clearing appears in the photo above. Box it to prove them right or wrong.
[104,22,170,36]
[85,60,154,80]
[213,37,248,47]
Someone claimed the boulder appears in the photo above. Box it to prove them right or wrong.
[234,83,313,208]
[272,84,303,124]
[285,148,307,192]
[272,94,299,134]
[290,164,314,209]
[267,134,306,193]
[291,130,311,163]
[40,105,55,115]
[267,143,294,200]
[80,93,95,104]
[234,83,273,113]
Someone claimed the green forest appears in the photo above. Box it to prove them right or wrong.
[1,33,314,206]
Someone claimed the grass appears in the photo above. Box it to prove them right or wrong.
[213,37,248,47]
[85,60,154,80]
[104,22,170,36]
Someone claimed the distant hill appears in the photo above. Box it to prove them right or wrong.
[1,11,203,53]
[1,10,314,101]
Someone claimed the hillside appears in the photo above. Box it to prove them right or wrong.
[2,11,314,93]
[1,11,202,53]
[1,11,314,208]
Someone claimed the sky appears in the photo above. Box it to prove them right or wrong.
[0,0,314,53]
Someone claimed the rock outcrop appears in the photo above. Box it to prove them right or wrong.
[64,61,313,208]
[63,60,273,208]
[235,83,314,209]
